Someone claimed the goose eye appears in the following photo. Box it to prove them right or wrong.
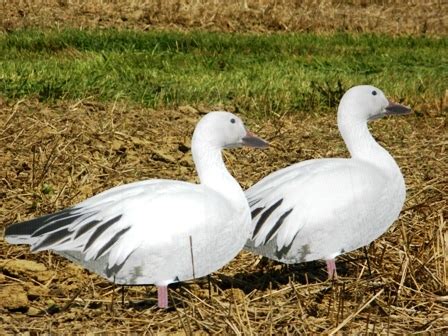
[230,118,236,124]
[372,90,377,96]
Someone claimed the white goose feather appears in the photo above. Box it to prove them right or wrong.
[245,85,410,276]
[5,111,268,307]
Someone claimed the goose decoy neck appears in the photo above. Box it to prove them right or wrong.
[337,99,397,170]
[191,138,247,206]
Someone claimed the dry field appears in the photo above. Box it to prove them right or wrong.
[0,97,446,334]
[0,0,447,334]
[1,0,447,35]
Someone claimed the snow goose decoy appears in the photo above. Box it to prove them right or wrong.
[5,111,268,308]
[245,85,411,278]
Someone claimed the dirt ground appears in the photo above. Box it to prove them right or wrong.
[0,97,446,333]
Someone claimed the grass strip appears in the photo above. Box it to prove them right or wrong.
[1,29,446,116]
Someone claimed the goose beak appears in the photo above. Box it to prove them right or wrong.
[384,100,411,116]
[241,130,269,148]
[369,100,412,121]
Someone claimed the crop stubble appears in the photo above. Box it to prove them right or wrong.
[0,0,447,334]
[0,97,446,333]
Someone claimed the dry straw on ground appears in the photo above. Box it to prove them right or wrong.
[0,98,446,334]
[0,0,447,334]
[1,0,448,35]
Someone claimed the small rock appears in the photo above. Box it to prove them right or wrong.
[27,285,49,299]
[2,259,47,273]
[27,307,42,316]
[0,285,29,310]
[2,259,53,282]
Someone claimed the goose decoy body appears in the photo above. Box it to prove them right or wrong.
[5,111,268,308]
[245,85,411,278]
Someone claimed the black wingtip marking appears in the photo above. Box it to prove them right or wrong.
[5,208,72,237]
[83,215,123,252]
[5,221,33,238]
[252,198,283,239]
[31,228,71,251]
[263,208,294,243]
[94,226,131,260]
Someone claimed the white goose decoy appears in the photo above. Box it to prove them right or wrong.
[5,111,268,308]
[245,85,411,278]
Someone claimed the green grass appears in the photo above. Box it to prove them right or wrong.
[0,29,446,116]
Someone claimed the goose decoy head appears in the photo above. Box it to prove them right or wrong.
[338,85,411,122]
[193,111,269,149]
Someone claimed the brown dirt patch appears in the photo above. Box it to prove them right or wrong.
[1,0,447,35]
[0,98,446,333]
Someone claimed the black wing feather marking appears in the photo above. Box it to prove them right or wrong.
[263,208,294,243]
[5,208,74,237]
[105,253,132,279]
[94,226,131,260]
[37,208,78,225]
[83,215,123,252]
[249,199,260,207]
[251,207,264,219]
[31,212,84,237]
[274,231,299,259]
[252,199,283,239]
[32,228,72,251]
[74,219,101,239]
[274,239,294,259]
